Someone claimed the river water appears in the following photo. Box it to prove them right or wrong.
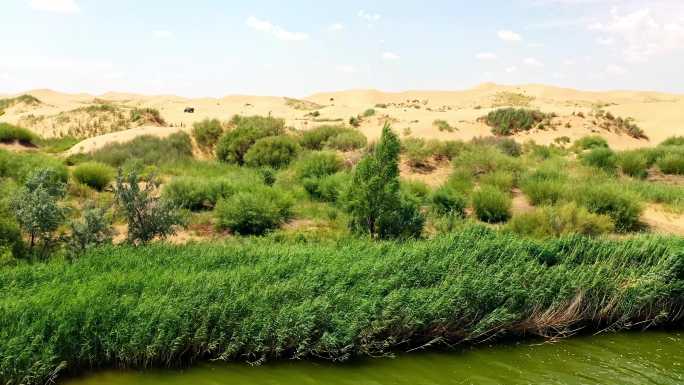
[64,331,683,385]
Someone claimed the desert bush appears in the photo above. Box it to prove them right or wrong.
[521,178,566,206]
[0,216,24,260]
[302,172,351,203]
[445,168,474,194]
[163,173,262,210]
[294,151,344,180]
[480,170,516,192]
[114,171,185,244]
[215,187,292,235]
[429,140,464,160]
[471,136,522,157]
[66,205,113,258]
[431,186,467,217]
[72,162,115,191]
[617,151,649,179]
[244,136,300,169]
[130,108,165,125]
[216,115,286,164]
[0,123,38,145]
[324,130,367,151]
[472,185,511,223]
[507,203,614,238]
[433,119,456,133]
[573,135,609,151]
[92,133,193,168]
[0,149,69,184]
[363,108,376,117]
[402,138,433,169]
[192,118,224,150]
[656,150,684,175]
[349,116,361,127]
[453,145,521,176]
[300,125,347,150]
[581,147,617,173]
[659,136,684,147]
[401,180,431,203]
[484,108,547,136]
[576,183,642,232]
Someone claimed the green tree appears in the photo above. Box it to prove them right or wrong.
[345,124,424,239]
[66,204,114,258]
[114,170,185,244]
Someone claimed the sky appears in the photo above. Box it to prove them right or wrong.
[1,0,684,97]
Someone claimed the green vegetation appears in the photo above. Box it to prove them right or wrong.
[576,183,642,232]
[472,185,511,223]
[580,147,617,173]
[299,125,366,151]
[215,186,293,235]
[657,151,684,175]
[433,119,456,133]
[0,94,41,115]
[507,203,614,238]
[130,107,165,126]
[617,151,649,178]
[216,115,285,164]
[244,136,301,169]
[72,161,115,191]
[483,108,547,136]
[0,122,39,145]
[573,135,608,151]
[1,230,681,384]
[192,118,224,150]
[90,133,193,168]
[363,108,376,117]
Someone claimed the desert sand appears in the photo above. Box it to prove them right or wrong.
[0,83,681,155]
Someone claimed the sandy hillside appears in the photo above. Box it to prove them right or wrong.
[0,83,682,154]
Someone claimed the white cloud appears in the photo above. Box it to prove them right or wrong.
[382,52,400,60]
[524,57,544,67]
[358,10,381,22]
[505,66,518,73]
[153,30,173,39]
[475,52,498,60]
[0,73,9,80]
[30,0,79,13]
[328,23,344,32]
[605,64,628,76]
[498,30,522,42]
[589,7,684,61]
[335,65,356,73]
[246,16,309,41]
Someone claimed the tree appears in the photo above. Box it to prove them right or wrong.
[11,169,66,258]
[114,170,185,245]
[345,124,424,239]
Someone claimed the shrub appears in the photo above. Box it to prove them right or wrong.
[66,205,113,259]
[0,149,68,184]
[617,151,649,179]
[72,162,115,191]
[0,216,24,259]
[430,140,464,160]
[657,151,684,175]
[401,180,431,203]
[216,115,285,164]
[163,174,262,210]
[402,138,433,169]
[431,186,467,217]
[363,108,376,117]
[294,151,344,180]
[659,136,684,147]
[244,136,300,169]
[130,108,165,125]
[573,135,609,151]
[433,119,455,133]
[114,171,185,244]
[484,108,547,136]
[324,130,367,151]
[215,187,292,235]
[521,178,566,206]
[302,172,350,202]
[300,125,346,150]
[0,123,38,145]
[453,145,521,176]
[507,203,614,238]
[581,147,617,173]
[349,116,361,127]
[576,184,642,232]
[472,185,511,223]
[91,133,193,167]
[192,118,223,150]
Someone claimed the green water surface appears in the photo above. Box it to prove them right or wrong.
[64,331,683,385]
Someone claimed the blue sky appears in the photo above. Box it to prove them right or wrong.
[1,0,683,96]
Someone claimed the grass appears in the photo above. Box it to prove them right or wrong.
[72,162,116,191]
[433,119,456,133]
[90,133,193,168]
[0,229,681,384]
[0,94,41,115]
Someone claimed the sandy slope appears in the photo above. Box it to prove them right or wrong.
[1,83,682,154]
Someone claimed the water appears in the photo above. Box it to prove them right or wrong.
[64,331,683,385]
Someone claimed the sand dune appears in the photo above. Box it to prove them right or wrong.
[1,83,682,153]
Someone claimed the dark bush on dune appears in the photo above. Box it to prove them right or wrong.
[216,115,285,164]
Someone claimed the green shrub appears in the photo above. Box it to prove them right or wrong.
[302,172,350,203]
[294,151,344,180]
[91,133,193,167]
[0,123,38,145]
[581,147,617,173]
[431,186,467,217]
[573,135,609,151]
[433,119,455,133]
[472,185,511,223]
[401,180,431,203]
[216,115,285,164]
[72,162,115,191]
[429,140,464,160]
[0,149,69,184]
[300,125,348,150]
[215,187,292,235]
[445,169,474,194]
[453,145,521,176]
[576,184,642,232]
[0,216,24,259]
[363,108,376,117]
[480,170,515,192]
[130,108,165,125]
[521,178,566,206]
[484,108,547,136]
[659,136,684,147]
[192,118,223,150]
[349,116,361,127]
[657,151,684,175]
[506,203,614,238]
[324,130,367,151]
[617,151,649,178]
[66,205,113,259]
[402,138,433,169]
[244,136,300,169]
